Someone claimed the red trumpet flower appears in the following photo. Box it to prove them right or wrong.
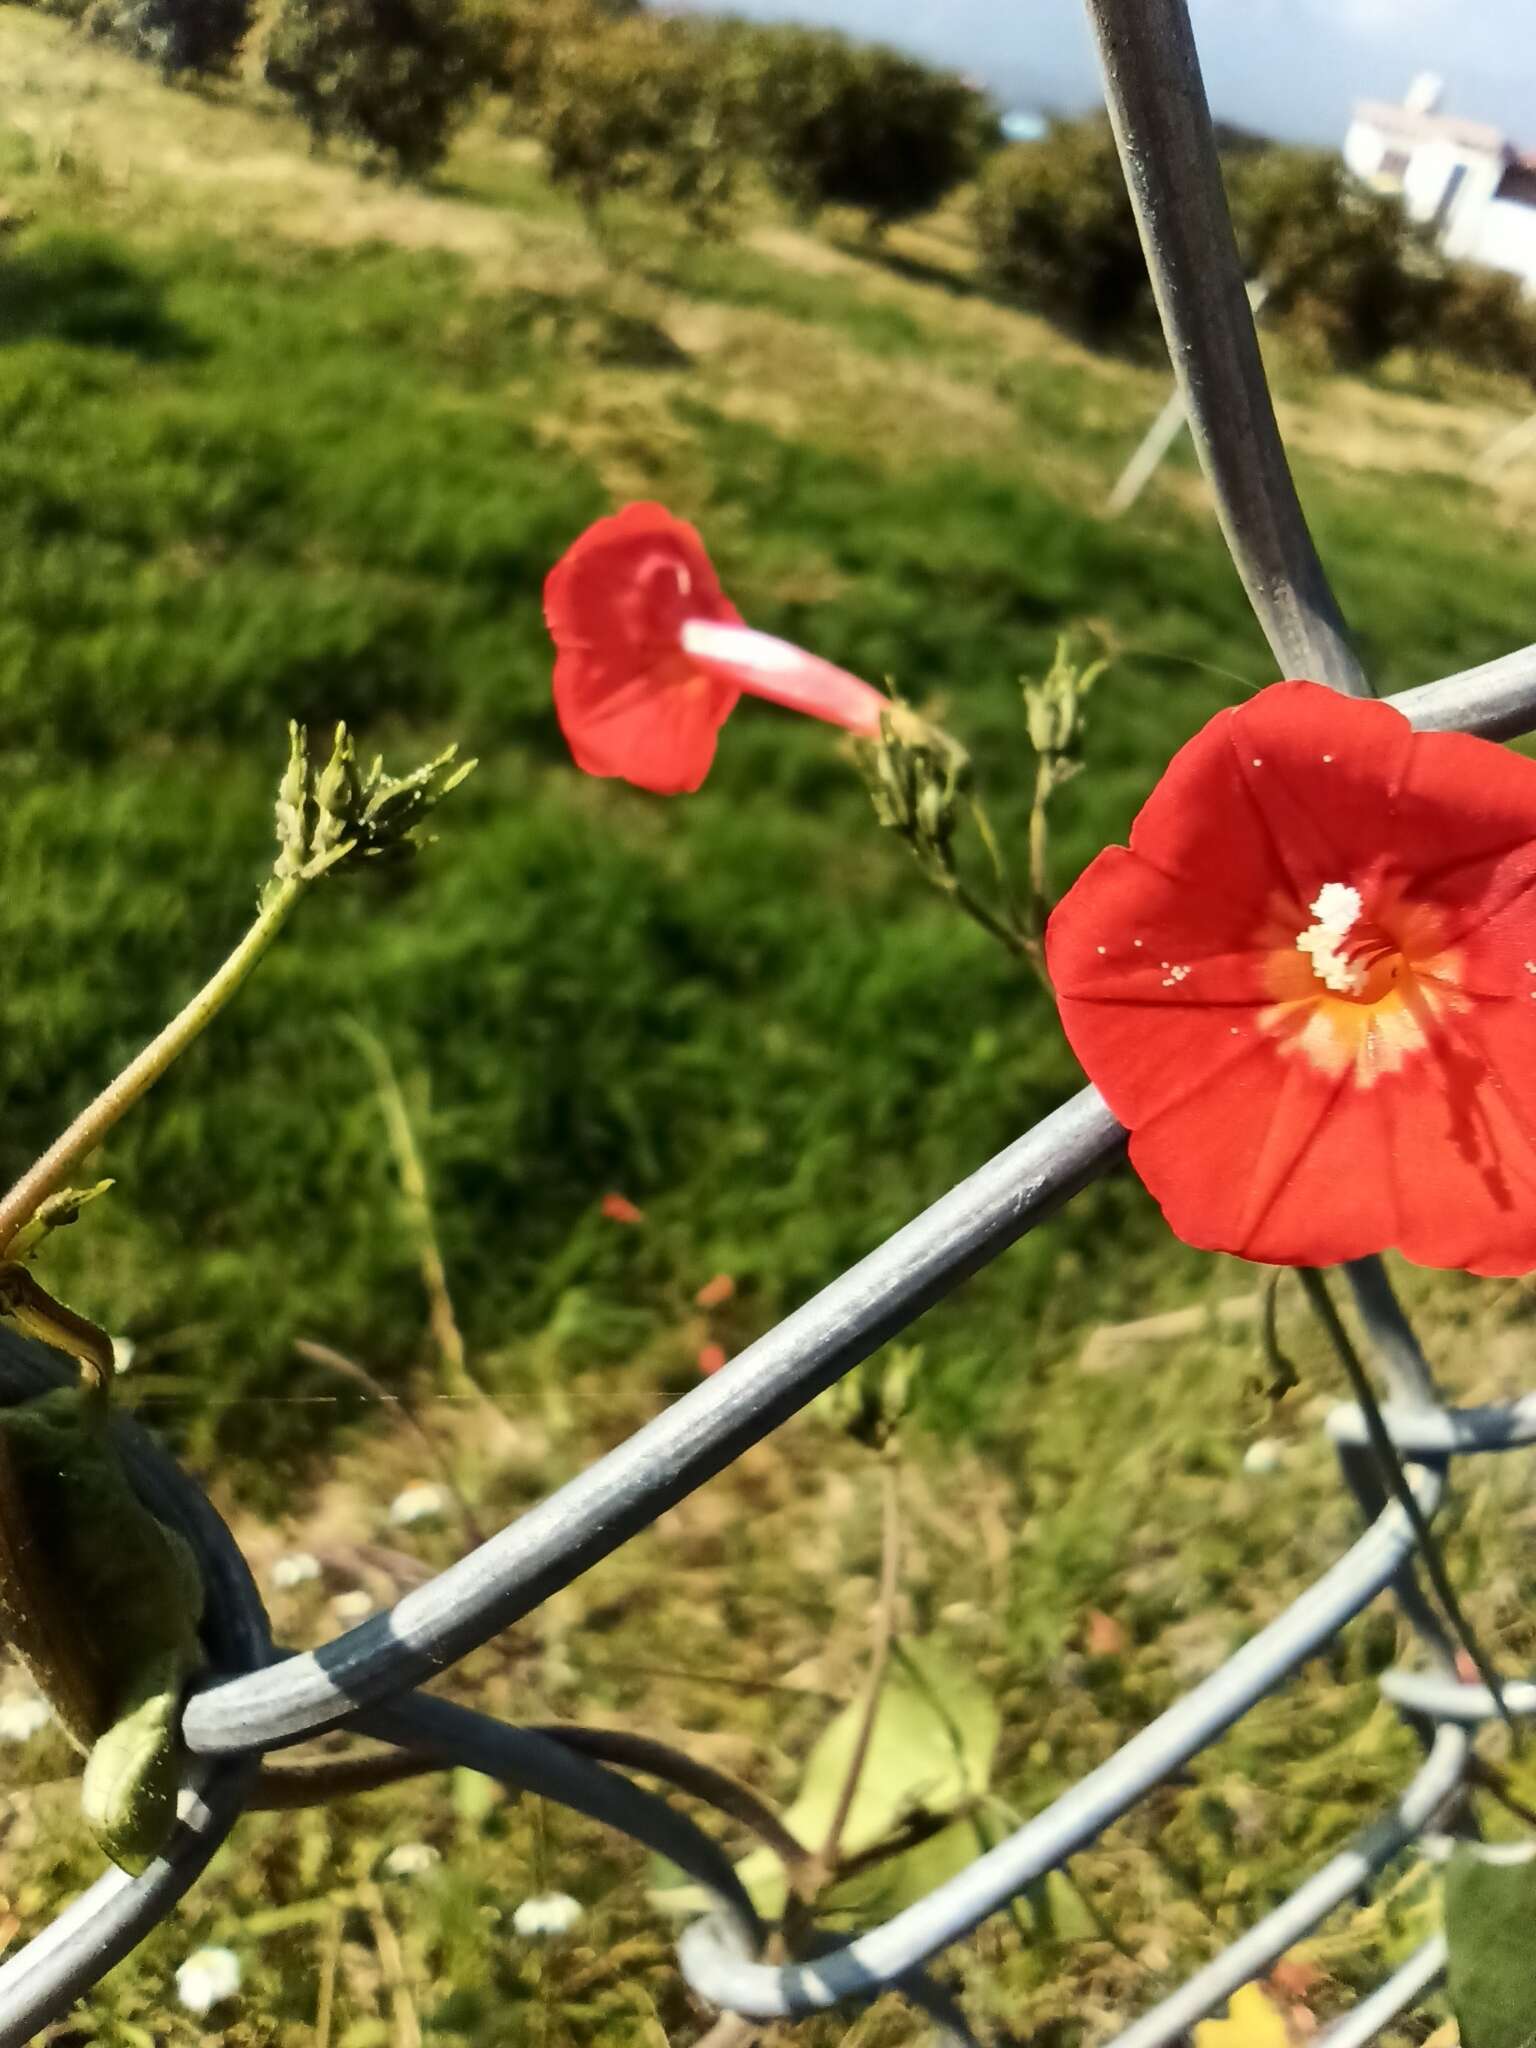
[1047,681,1536,1276]
[544,503,887,794]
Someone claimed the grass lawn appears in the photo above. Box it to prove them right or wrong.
[2,10,1536,2041]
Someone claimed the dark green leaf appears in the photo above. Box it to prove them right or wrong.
[1445,1848,1536,2048]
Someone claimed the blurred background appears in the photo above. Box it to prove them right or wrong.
[1,0,1535,2039]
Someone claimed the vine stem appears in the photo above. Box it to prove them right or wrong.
[0,876,304,1256]
[1298,1268,1515,1740]
[816,1456,902,1886]
[1026,760,1053,953]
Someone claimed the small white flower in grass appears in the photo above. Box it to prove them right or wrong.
[270,1551,322,1591]
[175,1946,241,2016]
[330,1589,374,1623]
[1243,1439,1284,1477]
[513,1892,583,1939]
[387,1480,449,1528]
[382,1842,441,1879]
[0,1691,51,1743]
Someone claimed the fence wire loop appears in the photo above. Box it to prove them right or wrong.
[4,0,1535,2042]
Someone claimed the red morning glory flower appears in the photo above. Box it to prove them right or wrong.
[544,503,887,795]
[1046,681,1536,1276]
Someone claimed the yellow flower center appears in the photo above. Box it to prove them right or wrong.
[1295,882,1407,1005]
[1263,879,1463,1086]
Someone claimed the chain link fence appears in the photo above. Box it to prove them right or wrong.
[6,0,1536,2040]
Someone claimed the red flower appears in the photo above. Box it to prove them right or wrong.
[696,1342,728,1377]
[544,503,887,794]
[1046,681,1536,1277]
[600,1192,645,1226]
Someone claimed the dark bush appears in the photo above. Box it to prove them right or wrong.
[1428,260,1536,378]
[264,0,483,180]
[474,0,638,113]
[742,26,986,234]
[974,118,1149,337]
[1224,147,1440,368]
[84,0,253,76]
[529,13,748,230]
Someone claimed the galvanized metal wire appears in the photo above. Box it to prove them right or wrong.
[2,0,1534,2040]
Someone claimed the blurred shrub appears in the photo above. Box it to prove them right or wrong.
[527,12,748,230]
[974,118,1149,338]
[83,0,253,76]
[264,0,483,179]
[1426,261,1536,379]
[475,0,638,116]
[1224,147,1440,368]
[740,26,985,234]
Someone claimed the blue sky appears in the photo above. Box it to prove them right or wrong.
[669,0,1536,148]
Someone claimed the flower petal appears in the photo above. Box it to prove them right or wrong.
[1398,998,1536,1275]
[1124,682,1416,913]
[554,649,737,795]
[679,620,887,737]
[544,503,736,657]
[545,505,743,793]
[1048,678,1536,1272]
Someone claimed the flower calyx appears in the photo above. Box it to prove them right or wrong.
[267,722,476,906]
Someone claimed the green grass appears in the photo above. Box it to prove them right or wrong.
[3,9,1536,2042]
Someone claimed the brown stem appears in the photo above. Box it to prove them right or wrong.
[252,1747,438,1809]
[526,1724,811,1880]
[293,1339,486,1550]
[254,1722,811,1884]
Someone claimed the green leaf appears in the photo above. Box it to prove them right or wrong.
[782,1637,997,1862]
[0,1387,204,1809]
[1444,1847,1536,2048]
[650,1637,998,1924]
[821,1816,987,1925]
[451,1766,502,1828]
[1019,1867,1099,1942]
[80,1650,184,1875]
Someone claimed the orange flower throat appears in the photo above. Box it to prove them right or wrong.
[1264,879,1463,1085]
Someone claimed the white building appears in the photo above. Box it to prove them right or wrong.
[1344,73,1536,293]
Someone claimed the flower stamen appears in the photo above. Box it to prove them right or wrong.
[1296,883,1367,994]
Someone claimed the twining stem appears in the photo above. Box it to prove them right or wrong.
[1027,759,1053,954]
[953,796,1049,987]
[947,874,1033,964]
[252,1727,810,1880]
[1298,1268,1515,1739]
[527,1725,813,1881]
[968,797,1028,949]
[0,875,305,1257]
[817,1456,902,1885]
[1469,1756,1536,1831]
